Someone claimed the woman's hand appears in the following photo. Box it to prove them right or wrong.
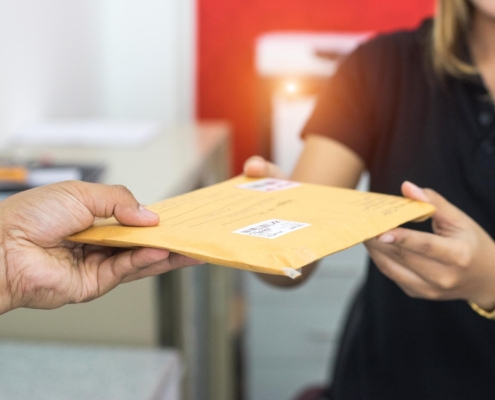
[0,181,201,314]
[243,155,287,179]
[366,181,495,311]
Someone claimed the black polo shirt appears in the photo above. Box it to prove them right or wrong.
[302,20,495,399]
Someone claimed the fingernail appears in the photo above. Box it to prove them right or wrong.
[378,233,395,243]
[139,205,158,219]
[404,181,429,202]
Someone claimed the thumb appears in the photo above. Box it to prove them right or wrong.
[66,181,160,227]
[401,181,464,229]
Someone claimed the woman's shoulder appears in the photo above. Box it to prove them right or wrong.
[354,18,432,68]
[340,18,433,91]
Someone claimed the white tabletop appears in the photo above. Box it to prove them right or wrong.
[9,121,230,205]
[0,341,181,400]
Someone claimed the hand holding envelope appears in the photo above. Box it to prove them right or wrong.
[69,177,435,277]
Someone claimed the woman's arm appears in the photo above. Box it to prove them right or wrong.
[291,134,365,187]
[244,133,365,287]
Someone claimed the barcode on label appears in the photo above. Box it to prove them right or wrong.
[233,219,310,239]
[237,178,301,192]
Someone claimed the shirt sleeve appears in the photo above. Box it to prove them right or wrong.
[301,44,378,167]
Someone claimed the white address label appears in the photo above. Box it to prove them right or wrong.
[233,219,310,239]
[237,178,301,192]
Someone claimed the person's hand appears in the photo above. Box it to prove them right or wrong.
[243,155,287,179]
[0,181,201,314]
[365,181,495,311]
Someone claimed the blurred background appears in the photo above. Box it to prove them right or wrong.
[0,0,434,399]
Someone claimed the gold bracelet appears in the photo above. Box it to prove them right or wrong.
[468,301,495,320]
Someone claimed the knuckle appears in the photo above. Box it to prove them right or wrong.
[409,291,426,300]
[424,289,443,301]
[244,156,257,166]
[58,180,86,197]
[401,286,421,299]
[435,274,458,291]
[169,253,187,271]
[391,246,407,261]
[112,184,130,193]
[392,230,408,245]
[401,284,447,301]
[423,188,437,198]
[372,257,389,274]
[112,184,133,198]
[453,244,471,268]
[393,235,406,246]
[130,252,149,272]
[59,179,83,189]
[398,283,429,300]
[245,155,264,166]
[418,242,432,255]
[13,268,54,305]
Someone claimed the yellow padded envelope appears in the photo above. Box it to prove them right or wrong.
[69,176,435,277]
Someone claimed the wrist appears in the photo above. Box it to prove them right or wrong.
[468,242,495,314]
[468,301,495,319]
[0,229,10,315]
[469,296,495,312]
[468,279,495,318]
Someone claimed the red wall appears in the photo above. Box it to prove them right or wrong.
[197,0,435,174]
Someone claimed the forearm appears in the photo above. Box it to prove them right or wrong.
[291,135,364,187]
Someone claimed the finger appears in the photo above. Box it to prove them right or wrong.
[243,156,287,179]
[377,228,465,266]
[97,247,171,293]
[121,253,203,283]
[83,244,115,259]
[366,242,433,298]
[370,238,459,291]
[401,181,429,202]
[63,181,160,227]
[402,181,465,230]
[80,244,124,268]
[400,181,432,222]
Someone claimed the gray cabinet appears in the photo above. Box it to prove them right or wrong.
[246,245,367,400]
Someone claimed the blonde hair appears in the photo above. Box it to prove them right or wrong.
[432,0,476,76]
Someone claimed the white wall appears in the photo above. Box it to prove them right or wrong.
[0,0,195,148]
[0,0,103,148]
[100,0,196,121]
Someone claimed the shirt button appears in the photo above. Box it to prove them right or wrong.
[479,111,494,126]
[481,139,495,155]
